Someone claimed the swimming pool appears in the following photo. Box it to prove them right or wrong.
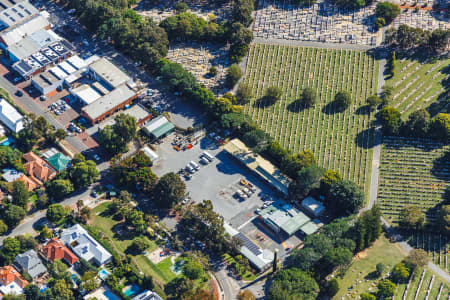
[0,137,13,146]
[98,268,109,280]
[123,284,140,297]
[104,290,122,300]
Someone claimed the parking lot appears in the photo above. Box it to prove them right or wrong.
[152,133,302,257]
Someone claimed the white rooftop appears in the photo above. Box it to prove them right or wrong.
[66,55,86,70]
[58,60,76,74]
[71,84,102,105]
[49,65,69,80]
[302,196,326,217]
[89,58,131,89]
[141,146,159,162]
[61,224,112,265]
[0,15,50,47]
[0,1,38,28]
[0,280,24,296]
[0,98,23,133]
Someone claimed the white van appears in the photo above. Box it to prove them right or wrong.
[189,161,200,170]
[203,151,214,162]
[186,165,195,174]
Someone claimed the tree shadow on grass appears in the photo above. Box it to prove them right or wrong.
[364,271,380,280]
[355,128,377,149]
[355,105,371,115]
[286,100,308,112]
[322,101,345,115]
[431,152,450,180]
[252,96,276,108]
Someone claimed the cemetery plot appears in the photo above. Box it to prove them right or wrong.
[377,136,450,225]
[386,56,450,118]
[393,9,450,33]
[135,0,231,24]
[243,44,378,192]
[166,42,231,95]
[409,232,449,272]
[393,267,449,300]
[253,0,381,46]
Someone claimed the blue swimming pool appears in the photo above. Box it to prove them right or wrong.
[124,284,141,297]
[104,290,122,300]
[98,268,109,280]
[0,137,13,146]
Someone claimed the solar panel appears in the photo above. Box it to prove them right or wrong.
[236,233,262,256]
[17,61,32,73]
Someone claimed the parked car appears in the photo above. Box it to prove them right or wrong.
[15,90,23,97]
[200,157,210,164]
[93,154,101,161]
[185,165,195,174]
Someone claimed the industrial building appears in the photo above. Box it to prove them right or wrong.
[142,116,175,140]
[224,139,291,196]
[257,201,320,237]
[0,1,38,30]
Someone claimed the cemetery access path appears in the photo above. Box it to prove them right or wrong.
[253,37,374,51]
[382,218,450,283]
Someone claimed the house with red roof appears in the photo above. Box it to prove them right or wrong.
[39,238,79,265]
[0,265,28,296]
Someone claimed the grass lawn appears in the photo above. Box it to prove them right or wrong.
[333,235,408,299]
[90,202,172,285]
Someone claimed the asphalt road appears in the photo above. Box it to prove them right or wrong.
[0,75,87,153]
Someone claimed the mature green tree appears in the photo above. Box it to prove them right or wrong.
[320,170,342,194]
[406,108,430,137]
[334,90,352,111]
[381,85,394,105]
[377,279,396,298]
[225,64,243,88]
[375,17,386,30]
[165,277,194,298]
[354,205,382,251]
[379,106,402,135]
[152,172,185,208]
[98,114,137,155]
[45,179,74,200]
[81,271,100,292]
[323,247,353,270]
[238,290,256,300]
[300,87,317,108]
[429,113,450,141]
[125,209,146,233]
[268,268,319,300]
[51,279,74,300]
[265,86,283,105]
[329,180,364,215]
[285,247,321,271]
[71,153,86,165]
[242,129,271,150]
[182,259,204,280]
[221,113,255,133]
[40,225,52,240]
[282,150,317,178]
[366,95,382,111]
[46,204,68,224]
[69,160,100,188]
[175,1,189,13]
[12,181,29,208]
[17,234,37,252]
[236,83,253,105]
[0,146,23,171]
[360,293,376,300]
[330,0,365,9]
[375,2,400,24]
[229,22,253,62]
[326,278,339,296]
[0,237,21,264]
[376,263,385,277]
[130,238,150,254]
[391,263,410,283]
[0,220,8,235]
[428,29,450,53]
[288,165,325,201]
[3,204,25,227]
[406,249,429,269]
[399,205,424,231]
[232,0,254,26]
[24,284,41,300]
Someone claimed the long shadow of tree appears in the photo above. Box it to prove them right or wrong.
[286,100,308,112]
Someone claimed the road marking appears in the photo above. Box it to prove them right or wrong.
[237,215,257,231]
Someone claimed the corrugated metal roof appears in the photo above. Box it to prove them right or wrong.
[0,14,49,46]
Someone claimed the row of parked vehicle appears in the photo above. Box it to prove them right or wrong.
[235,179,257,200]
[48,100,68,116]
[67,122,83,134]
[185,151,214,174]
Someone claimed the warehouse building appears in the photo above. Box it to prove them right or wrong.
[142,116,175,140]
[224,139,291,196]
[0,14,50,50]
[0,1,38,30]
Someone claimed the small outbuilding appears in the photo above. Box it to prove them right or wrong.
[141,146,159,163]
[301,196,326,217]
[142,116,175,140]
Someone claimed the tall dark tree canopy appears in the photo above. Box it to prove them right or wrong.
[268,268,319,300]
[152,172,186,208]
[288,165,325,201]
[334,91,352,111]
[300,87,317,107]
[429,113,450,141]
[375,2,400,24]
[405,108,430,137]
[328,179,365,215]
[379,106,402,135]
[98,114,137,154]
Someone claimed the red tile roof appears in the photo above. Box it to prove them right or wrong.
[40,238,78,265]
[0,266,28,289]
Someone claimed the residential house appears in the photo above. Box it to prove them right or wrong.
[60,224,112,266]
[0,266,28,296]
[23,152,56,184]
[46,152,71,171]
[0,99,24,133]
[14,249,47,280]
[16,174,40,191]
[132,290,163,300]
[39,238,79,265]
[2,169,23,183]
